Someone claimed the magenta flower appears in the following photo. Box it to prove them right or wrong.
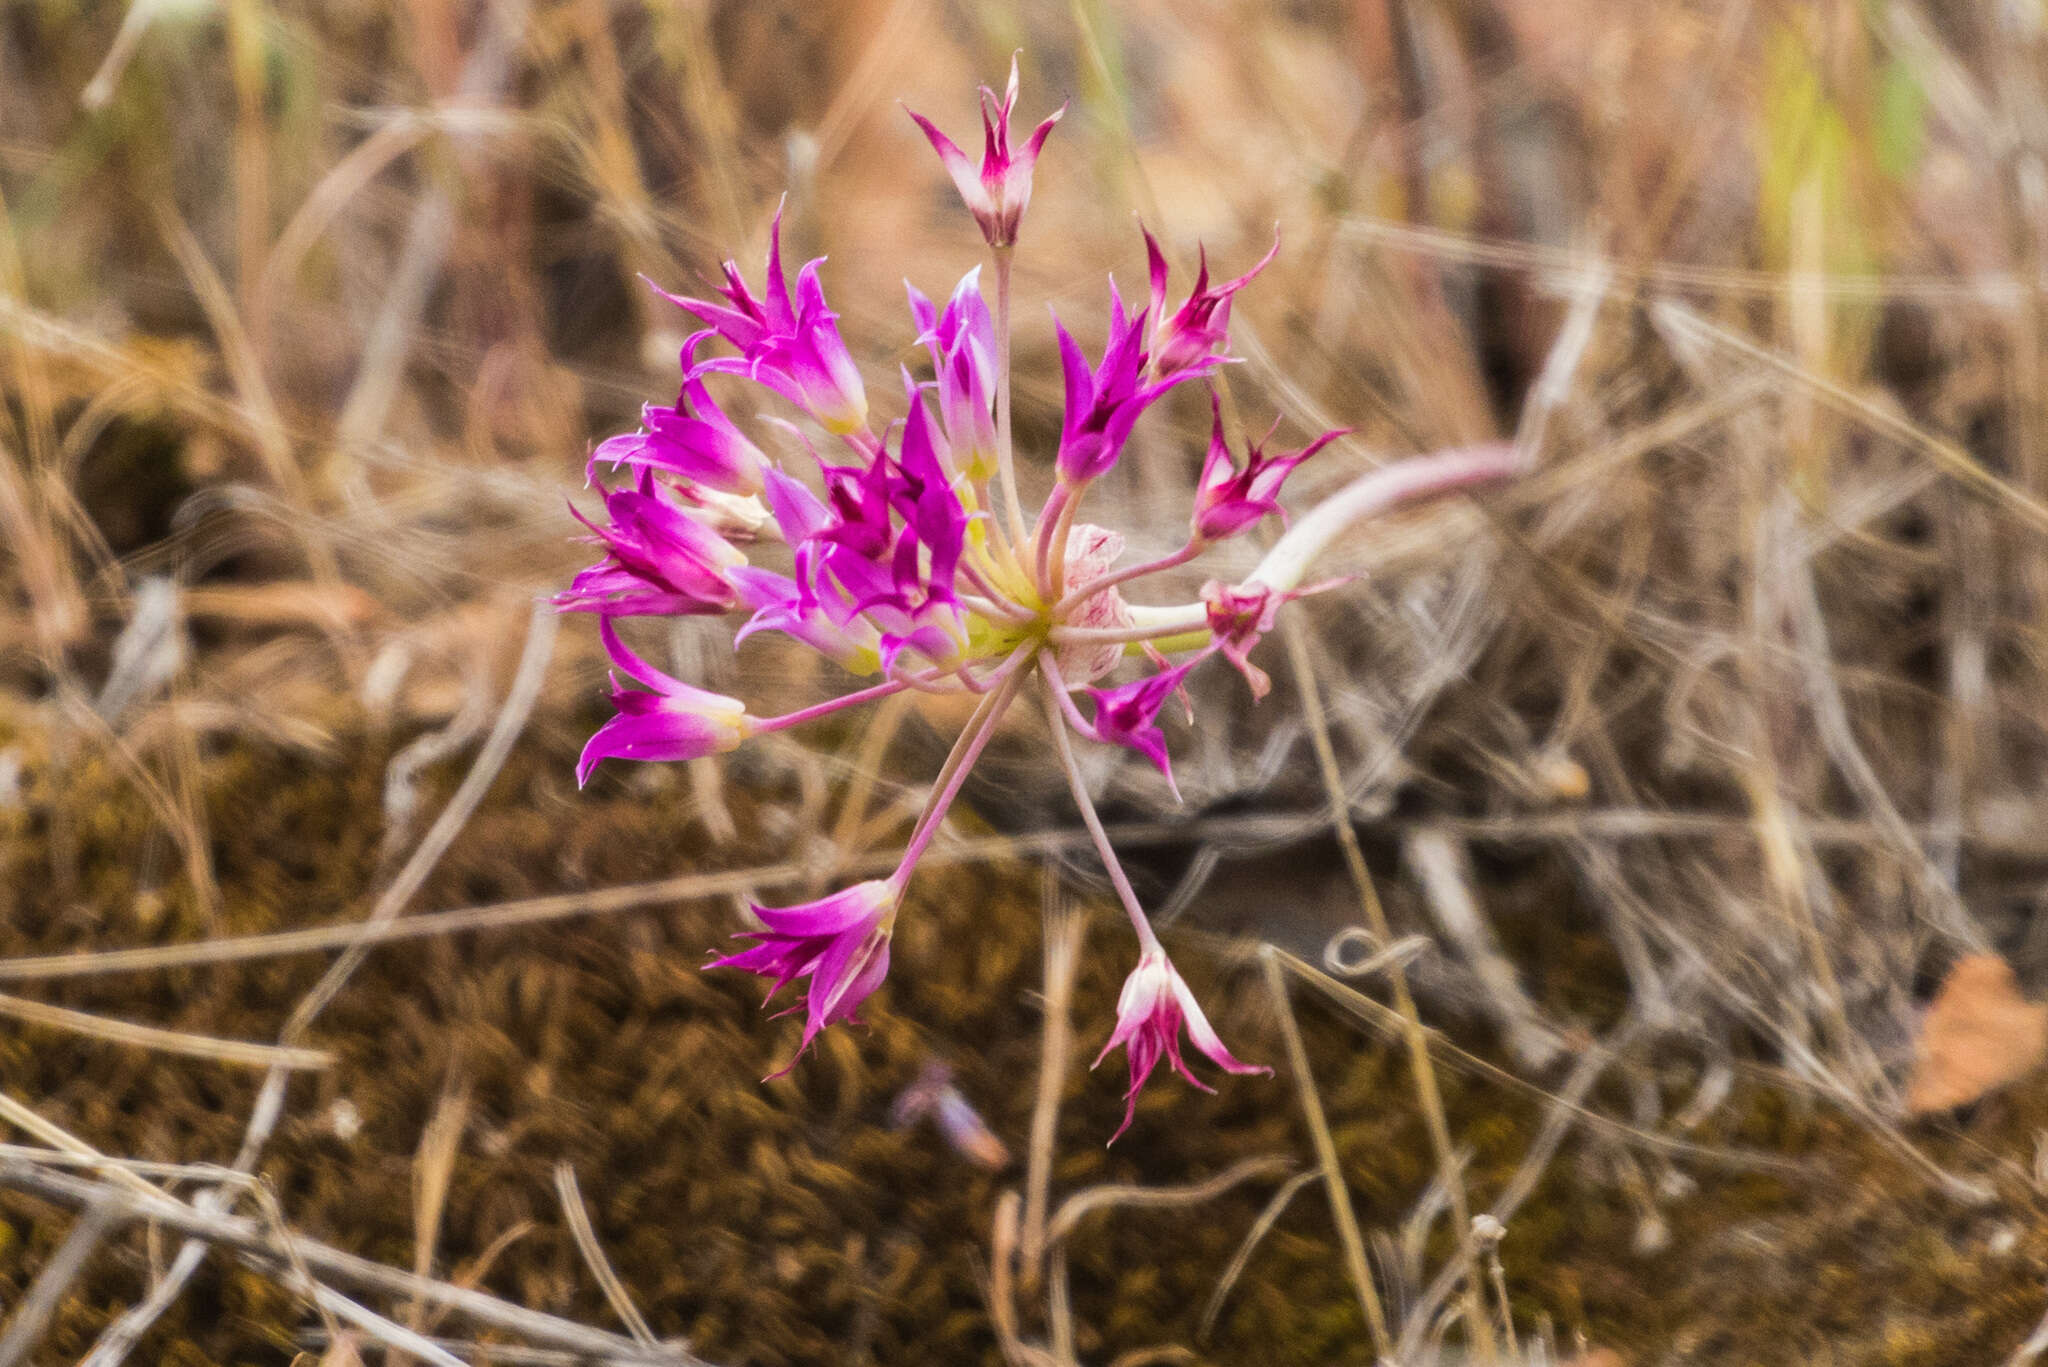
[710,876,902,1075]
[1054,286,1215,481]
[577,618,753,786]
[1095,946,1269,1142]
[888,383,971,602]
[1192,395,1346,543]
[908,271,999,480]
[1085,659,1196,797]
[557,468,745,618]
[661,207,869,435]
[905,55,1064,248]
[559,62,1528,1122]
[731,565,884,675]
[588,333,773,496]
[1145,228,1280,377]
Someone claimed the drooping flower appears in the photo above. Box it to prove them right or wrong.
[905,55,1065,248]
[588,332,773,495]
[1145,227,1279,377]
[710,875,903,1074]
[1202,579,1291,700]
[1085,658,1197,797]
[1192,395,1345,542]
[1095,945,1269,1141]
[577,618,753,785]
[556,468,745,618]
[661,207,869,435]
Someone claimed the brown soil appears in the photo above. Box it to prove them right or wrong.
[1,713,2043,1366]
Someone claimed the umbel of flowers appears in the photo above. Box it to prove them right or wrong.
[560,58,1520,1139]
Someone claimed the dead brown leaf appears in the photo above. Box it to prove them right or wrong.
[1905,954,2048,1115]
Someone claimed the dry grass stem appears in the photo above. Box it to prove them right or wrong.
[1020,880,1085,1280]
[1042,1155,1292,1249]
[1281,617,1495,1362]
[554,1163,660,1350]
[1198,1168,1320,1341]
[0,1158,695,1366]
[1258,946,1392,1358]
[0,1196,119,1367]
[0,991,332,1070]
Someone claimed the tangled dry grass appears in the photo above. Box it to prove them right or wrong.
[7,0,2048,1363]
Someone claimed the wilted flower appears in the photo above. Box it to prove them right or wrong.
[1201,579,1309,701]
[904,55,1064,248]
[1096,945,1269,1142]
[561,60,1525,1133]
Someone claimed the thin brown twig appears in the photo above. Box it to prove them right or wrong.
[1043,1153,1291,1249]
[1197,1168,1319,1341]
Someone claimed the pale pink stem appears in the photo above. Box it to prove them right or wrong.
[891,671,973,696]
[959,563,1036,621]
[1047,489,1080,600]
[949,650,1023,693]
[1032,478,1074,600]
[1047,615,1207,647]
[935,651,1016,695]
[752,678,909,734]
[898,646,1036,870]
[893,638,1035,694]
[843,427,886,463]
[1038,656,1161,953]
[1051,539,1206,615]
[1248,442,1525,593]
[1045,664,1098,736]
[992,247,1033,551]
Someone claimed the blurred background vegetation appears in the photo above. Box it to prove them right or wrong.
[6,0,2048,1363]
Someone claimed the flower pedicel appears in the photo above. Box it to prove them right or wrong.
[560,60,1522,1138]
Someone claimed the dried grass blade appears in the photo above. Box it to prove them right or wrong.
[0,991,332,1070]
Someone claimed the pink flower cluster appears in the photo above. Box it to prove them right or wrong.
[561,59,1517,1138]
